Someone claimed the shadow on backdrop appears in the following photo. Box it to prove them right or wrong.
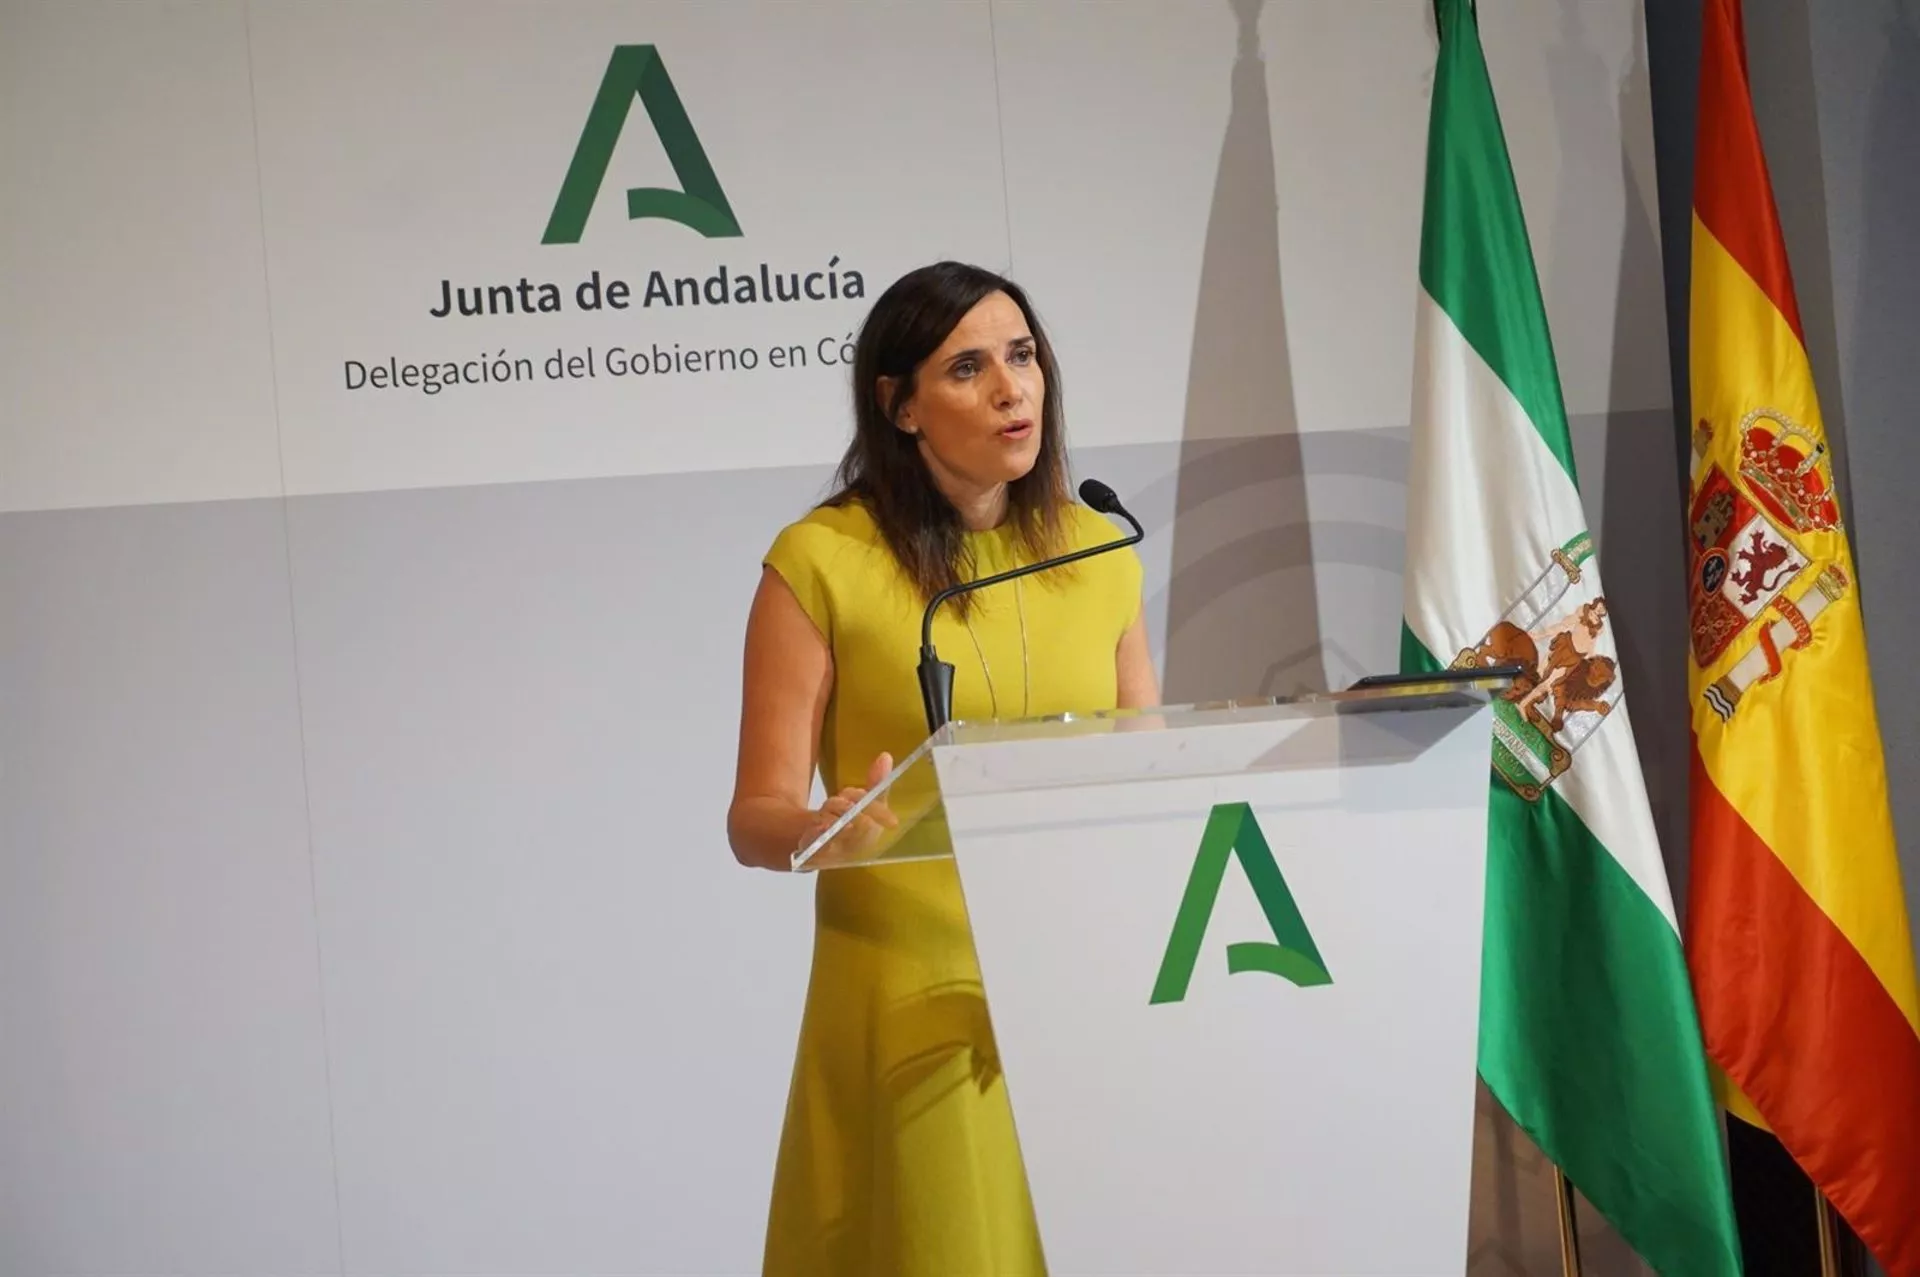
[1592,0,1692,924]
[1150,0,1325,706]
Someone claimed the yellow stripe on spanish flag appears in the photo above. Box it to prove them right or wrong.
[1683,3,1920,1273]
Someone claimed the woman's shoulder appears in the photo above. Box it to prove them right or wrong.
[1061,500,1130,550]
[1061,502,1141,575]
[761,496,890,629]
[765,495,879,558]
[1055,499,1142,616]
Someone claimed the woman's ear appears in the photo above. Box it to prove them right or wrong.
[876,376,915,434]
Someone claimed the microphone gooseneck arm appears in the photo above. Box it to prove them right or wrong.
[917,481,1145,734]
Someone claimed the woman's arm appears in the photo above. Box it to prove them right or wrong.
[1116,609,1159,710]
[727,567,889,870]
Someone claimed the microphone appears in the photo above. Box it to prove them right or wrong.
[917,479,1146,733]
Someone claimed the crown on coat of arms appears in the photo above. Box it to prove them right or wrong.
[1737,408,1839,533]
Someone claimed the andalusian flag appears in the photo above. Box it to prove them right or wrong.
[1685,1,1920,1271]
[1399,3,1743,1273]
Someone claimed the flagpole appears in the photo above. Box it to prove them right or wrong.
[1815,1190,1842,1277]
[1554,1166,1584,1277]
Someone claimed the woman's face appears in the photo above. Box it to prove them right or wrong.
[890,290,1044,497]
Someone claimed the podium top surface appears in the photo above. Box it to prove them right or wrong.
[791,671,1511,872]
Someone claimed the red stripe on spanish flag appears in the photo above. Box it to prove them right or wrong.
[1686,2,1920,1274]
[1688,747,1920,1268]
[1692,0,1804,344]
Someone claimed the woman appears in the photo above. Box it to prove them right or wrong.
[728,261,1157,1274]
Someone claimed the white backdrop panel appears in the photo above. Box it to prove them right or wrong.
[997,0,1667,451]
[284,468,820,1274]
[249,0,1011,498]
[0,0,283,514]
[0,502,340,1275]
[991,0,1238,448]
[1475,0,1671,417]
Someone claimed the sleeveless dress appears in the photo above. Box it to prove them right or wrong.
[759,497,1143,1276]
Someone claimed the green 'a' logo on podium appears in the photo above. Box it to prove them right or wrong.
[544,45,742,245]
[1150,802,1332,1004]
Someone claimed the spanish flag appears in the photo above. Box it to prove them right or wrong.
[1684,2,1920,1272]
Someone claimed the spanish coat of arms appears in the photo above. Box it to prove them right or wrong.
[1686,408,1848,721]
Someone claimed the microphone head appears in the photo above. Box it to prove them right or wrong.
[1077,478,1122,514]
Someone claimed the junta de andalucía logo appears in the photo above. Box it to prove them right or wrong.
[544,44,741,244]
[1150,802,1332,1004]
[407,42,866,335]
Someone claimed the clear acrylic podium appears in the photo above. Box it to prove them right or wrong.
[793,676,1506,1276]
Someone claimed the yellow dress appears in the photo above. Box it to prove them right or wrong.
[759,496,1143,1276]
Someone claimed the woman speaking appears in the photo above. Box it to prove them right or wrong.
[728,261,1156,1274]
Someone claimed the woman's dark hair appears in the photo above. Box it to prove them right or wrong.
[823,261,1071,614]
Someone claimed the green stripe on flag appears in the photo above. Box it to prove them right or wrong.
[1482,780,1745,1275]
[1417,0,1579,485]
[1400,620,1442,680]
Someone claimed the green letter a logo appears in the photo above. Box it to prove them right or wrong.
[543,45,742,245]
[1149,802,1332,1004]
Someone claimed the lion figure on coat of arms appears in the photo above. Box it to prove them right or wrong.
[1469,598,1617,736]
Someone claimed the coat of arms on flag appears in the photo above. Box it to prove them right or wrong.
[1687,409,1851,722]
[1448,533,1622,802]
